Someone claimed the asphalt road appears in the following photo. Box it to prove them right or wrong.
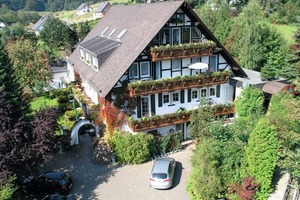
[40,134,194,200]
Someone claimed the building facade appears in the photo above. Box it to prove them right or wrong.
[67,0,247,139]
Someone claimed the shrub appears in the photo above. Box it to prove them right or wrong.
[160,131,183,154]
[112,131,157,164]
[0,175,17,200]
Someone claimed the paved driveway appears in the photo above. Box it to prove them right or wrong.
[40,134,194,200]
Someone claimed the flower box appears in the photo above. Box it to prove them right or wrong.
[150,41,216,62]
[128,105,235,132]
[128,71,230,97]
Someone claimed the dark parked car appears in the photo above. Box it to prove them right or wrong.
[22,171,72,195]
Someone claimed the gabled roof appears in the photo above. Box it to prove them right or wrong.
[77,3,90,11]
[68,0,247,97]
[95,1,111,13]
[32,15,48,30]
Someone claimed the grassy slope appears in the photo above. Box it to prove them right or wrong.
[271,23,297,45]
[39,0,128,24]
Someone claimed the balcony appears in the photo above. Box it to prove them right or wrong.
[128,71,230,97]
[150,41,216,62]
[128,104,235,132]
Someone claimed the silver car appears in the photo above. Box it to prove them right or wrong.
[149,157,176,189]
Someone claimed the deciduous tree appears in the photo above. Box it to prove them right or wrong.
[39,16,70,49]
[5,39,52,93]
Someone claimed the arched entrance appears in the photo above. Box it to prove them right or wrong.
[70,119,96,146]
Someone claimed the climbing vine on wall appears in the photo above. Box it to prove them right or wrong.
[99,97,125,136]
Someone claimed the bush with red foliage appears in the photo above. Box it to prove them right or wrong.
[231,176,259,200]
[99,97,125,135]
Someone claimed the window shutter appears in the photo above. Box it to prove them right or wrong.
[137,96,141,118]
[158,93,162,107]
[151,94,155,115]
[188,89,191,102]
[180,90,184,103]
[216,85,220,98]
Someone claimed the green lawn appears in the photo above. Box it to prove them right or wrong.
[31,96,58,111]
[271,23,297,45]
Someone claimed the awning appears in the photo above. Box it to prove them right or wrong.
[262,81,295,95]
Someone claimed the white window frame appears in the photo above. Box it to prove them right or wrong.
[141,96,150,117]
[200,88,207,98]
[172,28,181,45]
[209,87,216,97]
[172,59,181,70]
[140,62,150,78]
[129,63,139,79]
[86,53,91,65]
[191,89,198,99]
[192,26,201,38]
[172,92,180,103]
[209,55,217,72]
[163,93,170,104]
[92,56,98,70]
[80,49,85,60]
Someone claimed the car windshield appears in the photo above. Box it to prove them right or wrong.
[152,173,167,179]
[59,174,70,185]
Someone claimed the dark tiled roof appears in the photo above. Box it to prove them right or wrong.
[95,1,110,13]
[68,0,246,97]
[32,15,48,30]
[69,1,185,97]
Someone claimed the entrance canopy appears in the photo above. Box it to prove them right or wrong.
[262,81,295,95]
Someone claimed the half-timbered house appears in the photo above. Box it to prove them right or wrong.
[67,0,248,139]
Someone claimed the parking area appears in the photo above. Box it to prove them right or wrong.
[40,134,194,200]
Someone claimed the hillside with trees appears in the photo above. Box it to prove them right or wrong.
[0,0,101,11]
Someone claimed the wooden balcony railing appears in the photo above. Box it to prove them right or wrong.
[128,105,235,132]
[128,71,230,97]
[150,41,216,62]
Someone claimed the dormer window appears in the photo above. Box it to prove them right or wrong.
[117,29,127,40]
[86,53,91,65]
[108,28,117,38]
[80,49,85,60]
[101,27,110,36]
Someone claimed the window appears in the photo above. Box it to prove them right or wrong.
[108,28,117,37]
[141,97,149,117]
[162,29,170,45]
[170,14,184,25]
[192,26,201,38]
[129,63,138,79]
[191,90,198,99]
[140,62,150,77]
[92,57,98,69]
[172,59,181,70]
[163,94,170,104]
[86,53,91,65]
[209,56,217,72]
[210,88,216,96]
[182,27,191,44]
[101,27,110,36]
[117,29,127,40]
[172,28,181,45]
[172,92,179,102]
[80,49,85,60]
[200,88,207,98]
